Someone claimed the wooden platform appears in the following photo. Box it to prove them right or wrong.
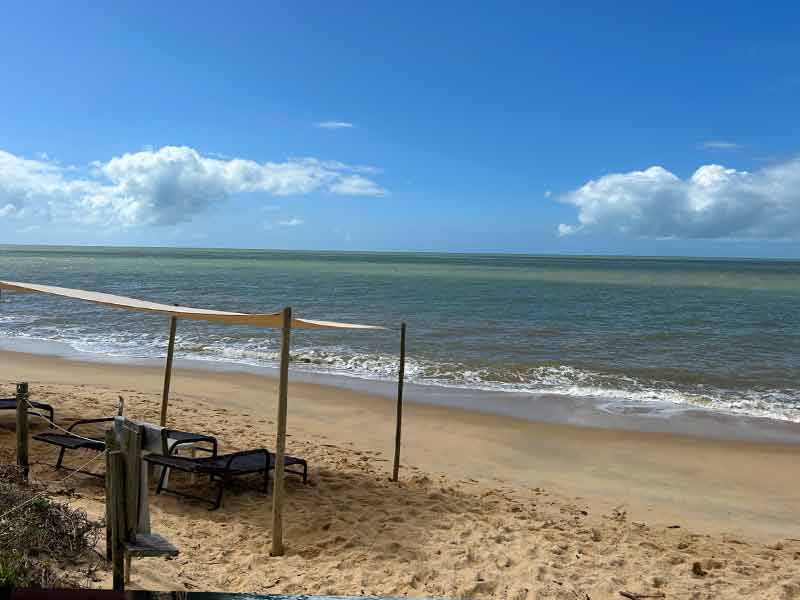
[124,532,179,558]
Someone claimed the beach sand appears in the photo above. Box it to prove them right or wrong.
[2,349,800,598]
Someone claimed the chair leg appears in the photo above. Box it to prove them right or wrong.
[212,476,227,510]
[156,466,169,495]
[55,448,66,471]
[302,462,308,484]
[124,553,131,585]
[48,407,54,428]
[263,468,270,494]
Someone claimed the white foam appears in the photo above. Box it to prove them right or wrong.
[1,321,798,424]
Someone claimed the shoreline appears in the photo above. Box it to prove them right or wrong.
[2,348,800,542]
[3,337,800,446]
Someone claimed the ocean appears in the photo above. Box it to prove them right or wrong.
[1,245,799,423]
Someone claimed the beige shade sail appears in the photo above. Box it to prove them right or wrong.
[2,277,403,557]
[0,280,384,330]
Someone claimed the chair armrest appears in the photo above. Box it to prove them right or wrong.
[162,429,218,457]
[67,417,116,432]
[223,449,269,470]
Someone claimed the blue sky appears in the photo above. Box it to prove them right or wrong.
[1,1,799,256]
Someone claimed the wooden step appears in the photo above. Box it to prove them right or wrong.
[124,532,179,558]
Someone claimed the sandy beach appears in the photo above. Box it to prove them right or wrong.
[2,349,800,598]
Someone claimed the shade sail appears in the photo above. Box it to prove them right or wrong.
[0,280,384,330]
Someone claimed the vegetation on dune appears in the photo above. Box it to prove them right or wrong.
[0,463,102,589]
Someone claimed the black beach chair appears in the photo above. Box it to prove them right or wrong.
[33,417,115,477]
[144,428,308,510]
[34,418,217,480]
[32,396,126,477]
[0,396,55,427]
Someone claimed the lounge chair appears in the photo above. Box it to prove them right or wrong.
[0,396,55,427]
[144,428,308,510]
[33,417,117,477]
[32,396,214,479]
[35,421,218,478]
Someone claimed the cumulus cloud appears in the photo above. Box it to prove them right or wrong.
[700,140,743,150]
[558,158,800,240]
[316,121,354,130]
[329,175,387,196]
[0,146,386,227]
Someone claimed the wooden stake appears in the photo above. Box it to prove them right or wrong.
[160,316,178,427]
[105,428,126,591]
[271,306,292,557]
[15,382,29,482]
[392,323,406,482]
[121,422,144,542]
[120,421,143,585]
[104,429,119,562]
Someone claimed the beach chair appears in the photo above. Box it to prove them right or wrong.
[144,428,308,510]
[32,397,126,477]
[0,396,55,427]
[33,417,114,477]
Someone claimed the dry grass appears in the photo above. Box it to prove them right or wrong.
[0,462,102,589]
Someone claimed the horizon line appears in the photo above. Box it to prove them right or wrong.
[1,242,799,262]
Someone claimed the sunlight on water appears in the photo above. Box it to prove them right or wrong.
[1,246,799,422]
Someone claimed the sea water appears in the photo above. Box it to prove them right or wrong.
[1,245,799,423]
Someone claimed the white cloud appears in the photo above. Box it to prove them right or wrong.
[700,140,742,150]
[558,158,800,240]
[316,121,354,130]
[328,174,387,196]
[0,146,386,227]
[263,217,304,230]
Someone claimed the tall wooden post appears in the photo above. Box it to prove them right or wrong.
[15,382,29,482]
[160,316,178,427]
[120,422,143,585]
[105,428,118,561]
[271,306,292,556]
[105,428,125,591]
[392,323,406,482]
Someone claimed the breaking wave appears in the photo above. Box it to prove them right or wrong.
[1,316,799,424]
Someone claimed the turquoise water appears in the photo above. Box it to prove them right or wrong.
[1,245,799,422]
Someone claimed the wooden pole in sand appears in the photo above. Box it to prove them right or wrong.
[159,315,178,427]
[271,306,292,556]
[16,382,29,482]
[392,323,406,482]
[104,428,125,590]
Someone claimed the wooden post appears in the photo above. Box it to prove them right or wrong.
[15,382,29,482]
[120,421,143,585]
[105,429,125,591]
[121,423,143,542]
[271,306,292,557]
[105,429,117,561]
[392,323,406,482]
[160,316,178,427]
